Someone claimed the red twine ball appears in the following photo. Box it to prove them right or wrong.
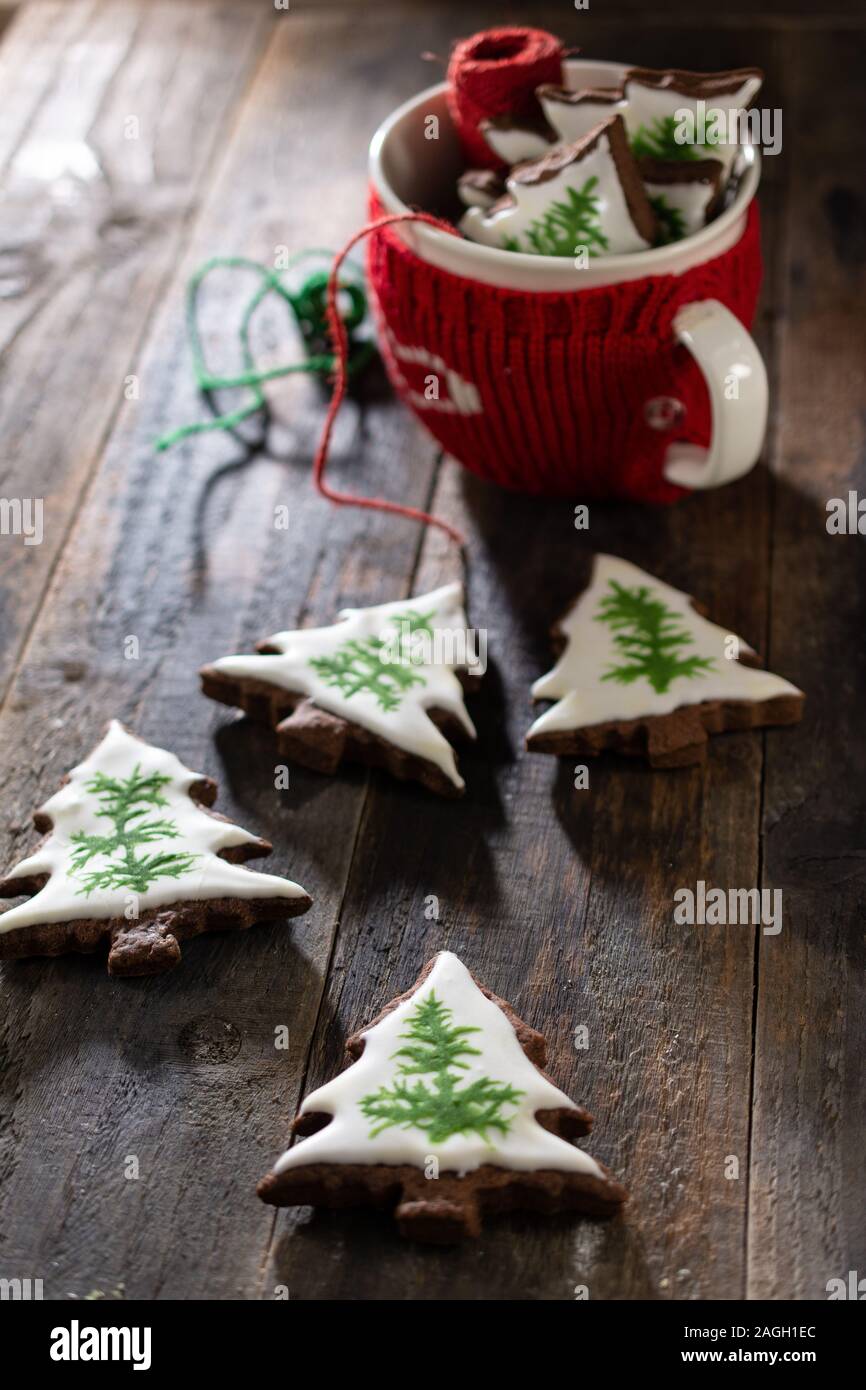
[446,26,566,170]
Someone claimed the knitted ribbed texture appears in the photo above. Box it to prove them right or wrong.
[366,198,762,502]
[446,27,564,170]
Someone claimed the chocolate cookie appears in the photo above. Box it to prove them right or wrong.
[637,156,726,240]
[460,114,657,257]
[526,554,804,768]
[477,109,556,166]
[258,951,627,1243]
[0,721,311,975]
[623,66,763,170]
[536,84,626,147]
[201,585,481,797]
[457,167,507,211]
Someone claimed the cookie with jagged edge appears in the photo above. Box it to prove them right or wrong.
[469,65,762,234]
[471,123,721,249]
[201,585,481,798]
[0,721,311,976]
[637,156,726,240]
[535,85,626,148]
[257,951,627,1244]
[456,167,507,211]
[460,114,657,257]
[526,554,804,768]
[623,66,763,172]
[477,109,557,166]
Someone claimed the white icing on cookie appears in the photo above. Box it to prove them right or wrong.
[460,122,652,257]
[480,120,553,166]
[623,71,763,173]
[528,554,803,738]
[642,165,722,238]
[208,584,477,791]
[457,171,503,211]
[538,90,627,147]
[0,721,308,933]
[274,951,604,1179]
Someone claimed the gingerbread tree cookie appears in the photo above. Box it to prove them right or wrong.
[0,721,311,976]
[476,110,556,166]
[258,951,626,1243]
[623,67,763,171]
[526,554,804,768]
[201,584,480,797]
[460,115,656,257]
[536,85,626,149]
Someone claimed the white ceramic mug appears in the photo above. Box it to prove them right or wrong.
[368,60,767,499]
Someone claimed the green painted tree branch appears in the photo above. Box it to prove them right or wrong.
[69,767,198,896]
[309,608,433,712]
[360,993,523,1144]
[596,580,715,694]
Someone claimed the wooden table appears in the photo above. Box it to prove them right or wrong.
[0,0,863,1302]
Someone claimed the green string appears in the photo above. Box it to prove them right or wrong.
[155,250,375,451]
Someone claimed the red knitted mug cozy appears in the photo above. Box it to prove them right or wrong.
[366,196,762,503]
[446,26,564,170]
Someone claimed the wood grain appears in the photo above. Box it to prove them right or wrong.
[0,0,861,1302]
[747,26,866,1300]
[0,0,273,698]
[0,4,443,1300]
[263,14,787,1304]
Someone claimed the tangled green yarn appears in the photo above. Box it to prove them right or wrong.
[155,251,375,451]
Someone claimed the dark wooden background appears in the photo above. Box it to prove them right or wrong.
[0,0,863,1301]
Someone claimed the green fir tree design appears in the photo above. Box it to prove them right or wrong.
[595,580,715,694]
[650,194,688,245]
[631,116,702,162]
[503,178,609,258]
[359,993,523,1144]
[69,766,199,896]
[309,608,434,712]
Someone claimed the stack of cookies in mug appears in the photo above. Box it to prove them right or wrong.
[454,38,763,257]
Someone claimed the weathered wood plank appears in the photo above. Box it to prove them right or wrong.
[0,1,100,172]
[0,0,272,697]
[266,484,771,1299]
[0,6,445,1299]
[264,15,786,1302]
[747,26,866,1301]
[3,0,857,1305]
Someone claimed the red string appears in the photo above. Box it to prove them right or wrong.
[314,212,466,546]
[446,27,564,170]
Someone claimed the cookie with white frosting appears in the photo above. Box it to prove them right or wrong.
[0,721,311,975]
[258,951,627,1242]
[477,110,556,165]
[623,66,763,172]
[456,167,506,211]
[536,84,626,147]
[526,554,804,767]
[460,114,656,257]
[201,585,481,797]
[638,156,726,240]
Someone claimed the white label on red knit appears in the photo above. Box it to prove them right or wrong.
[386,331,482,416]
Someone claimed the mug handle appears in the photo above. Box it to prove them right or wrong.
[663,299,768,491]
